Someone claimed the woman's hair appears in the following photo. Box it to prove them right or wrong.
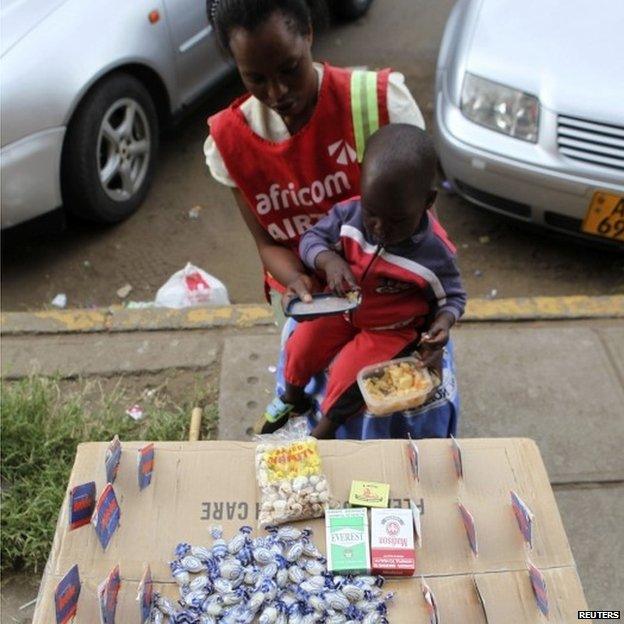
[206,0,327,53]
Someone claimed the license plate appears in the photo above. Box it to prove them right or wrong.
[582,192,624,242]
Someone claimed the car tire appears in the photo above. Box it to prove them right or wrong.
[332,0,374,20]
[62,73,158,224]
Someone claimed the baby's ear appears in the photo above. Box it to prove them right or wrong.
[426,189,438,209]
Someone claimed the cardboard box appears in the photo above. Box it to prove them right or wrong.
[371,508,415,576]
[325,508,370,574]
[33,438,587,623]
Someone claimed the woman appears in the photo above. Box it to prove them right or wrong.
[204,0,459,439]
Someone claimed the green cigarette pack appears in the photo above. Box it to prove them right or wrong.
[325,508,370,574]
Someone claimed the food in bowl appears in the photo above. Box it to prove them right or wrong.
[357,358,436,415]
[363,362,430,398]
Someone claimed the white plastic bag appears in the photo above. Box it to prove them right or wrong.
[155,263,230,308]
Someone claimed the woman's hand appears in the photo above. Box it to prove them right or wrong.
[315,251,358,296]
[281,273,317,312]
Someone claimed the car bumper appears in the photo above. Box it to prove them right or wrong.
[1,127,65,229]
[435,89,624,246]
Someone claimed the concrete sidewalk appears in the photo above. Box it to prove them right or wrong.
[1,312,623,613]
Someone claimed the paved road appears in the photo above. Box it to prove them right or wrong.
[2,0,622,311]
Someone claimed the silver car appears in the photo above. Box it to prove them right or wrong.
[0,0,374,229]
[434,0,624,247]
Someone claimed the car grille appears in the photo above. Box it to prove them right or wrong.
[557,114,624,172]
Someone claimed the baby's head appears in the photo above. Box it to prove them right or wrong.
[361,124,437,246]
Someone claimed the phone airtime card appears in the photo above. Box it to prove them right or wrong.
[450,435,463,479]
[54,565,81,624]
[458,501,478,556]
[68,481,96,530]
[138,443,155,490]
[407,439,420,481]
[410,499,423,549]
[528,559,549,616]
[137,565,154,624]
[421,578,440,624]
[105,435,121,484]
[511,490,535,549]
[98,564,121,624]
[92,484,121,550]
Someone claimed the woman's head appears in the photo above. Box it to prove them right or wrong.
[207,0,323,122]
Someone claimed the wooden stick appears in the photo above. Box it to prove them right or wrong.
[189,407,203,442]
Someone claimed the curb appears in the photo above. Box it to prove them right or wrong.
[1,295,623,336]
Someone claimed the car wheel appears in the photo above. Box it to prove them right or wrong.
[332,0,374,20]
[62,73,158,223]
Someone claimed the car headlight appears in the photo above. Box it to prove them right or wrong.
[460,73,540,142]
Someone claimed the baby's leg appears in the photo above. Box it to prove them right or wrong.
[284,314,356,405]
[315,326,419,435]
[311,415,339,439]
[256,315,357,435]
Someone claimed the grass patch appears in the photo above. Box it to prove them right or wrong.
[1,375,217,574]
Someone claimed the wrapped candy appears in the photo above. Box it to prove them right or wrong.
[170,560,190,586]
[342,584,365,603]
[191,545,213,561]
[259,605,278,624]
[189,574,211,592]
[153,525,394,623]
[175,542,192,558]
[285,542,304,563]
[203,595,224,617]
[155,594,176,616]
[220,559,243,580]
[287,564,306,584]
[210,526,229,560]
[180,555,204,573]
[228,525,252,554]
[325,591,351,611]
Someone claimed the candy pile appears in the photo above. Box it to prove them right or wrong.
[151,525,394,623]
[256,438,331,528]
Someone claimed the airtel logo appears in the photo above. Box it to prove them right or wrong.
[328,139,357,165]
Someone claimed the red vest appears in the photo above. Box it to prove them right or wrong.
[209,64,390,292]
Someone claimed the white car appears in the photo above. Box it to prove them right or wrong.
[0,0,374,229]
[434,0,624,247]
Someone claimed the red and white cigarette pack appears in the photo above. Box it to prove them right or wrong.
[370,508,415,576]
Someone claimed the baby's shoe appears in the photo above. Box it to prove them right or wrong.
[253,396,312,435]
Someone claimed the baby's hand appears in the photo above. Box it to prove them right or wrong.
[415,347,443,378]
[418,311,455,373]
[326,258,358,296]
[316,252,358,297]
[420,325,450,350]
[420,311,454,350]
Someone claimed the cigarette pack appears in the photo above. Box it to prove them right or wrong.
[325,508,370,574]
[370,508,415,576]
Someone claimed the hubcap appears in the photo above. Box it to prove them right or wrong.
[97,98,151,202]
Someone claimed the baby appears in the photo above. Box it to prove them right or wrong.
[260,124,466,438]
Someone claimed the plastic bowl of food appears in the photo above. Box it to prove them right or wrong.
[357,357,437,415]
